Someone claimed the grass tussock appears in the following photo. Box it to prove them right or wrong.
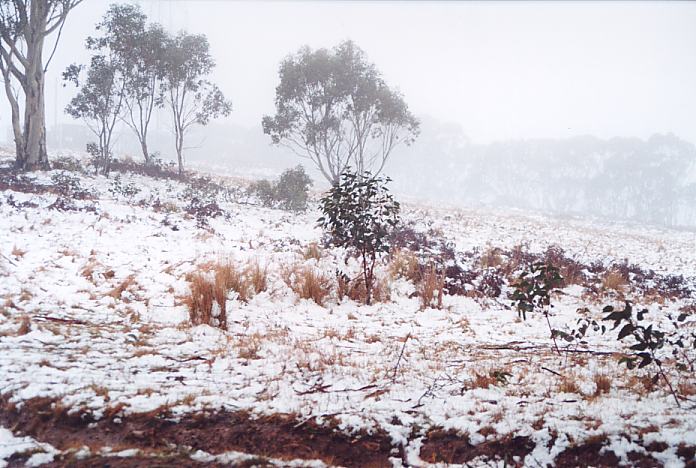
[336,273,391,304]
[282,264,332,306]
[185,257,270,329]
[389,249,420,283]
[245,259,268,295]
[302,242,323,261]
[418,264,445,310]
[593,373,612,397]
[602,269,628,294]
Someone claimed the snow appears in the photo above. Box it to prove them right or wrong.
[0,155,695,465]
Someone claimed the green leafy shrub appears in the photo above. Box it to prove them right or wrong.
[509,262,564,352]
[318,169,400,305]
[249,165,312,212]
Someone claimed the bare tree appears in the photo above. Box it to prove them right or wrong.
[263,40,419,184]
[0,0,83,170]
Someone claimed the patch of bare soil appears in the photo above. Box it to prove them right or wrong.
[419,429,534,465]
[2,397,694,467]
[0,397,393,467]
[420,429,683,467]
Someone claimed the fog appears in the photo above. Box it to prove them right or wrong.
[3,0,695,226]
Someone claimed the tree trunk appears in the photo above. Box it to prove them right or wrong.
[18,12,49,170]
[176,131,184,176]
[140,139,150,164]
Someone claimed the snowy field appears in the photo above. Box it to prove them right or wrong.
[0,154,695,467]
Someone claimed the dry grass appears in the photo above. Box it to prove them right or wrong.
[214,260,249,303]
[389,249,420,283]
[16,315,31,336]
[107,275,136,299]
[471,372,499,389]
[302,242,323,261]
[336,274,391,304]
[479,246,503,269]
[245,259,268,295]
[186,264,235,330]
[558,375,582,394]
[593,373,612,397]
[417,264,445,310]
[283,264,332,306]
[11,245,26,258]
[602,269,628,294]
[678,381,696,397]
[237,332,263,359]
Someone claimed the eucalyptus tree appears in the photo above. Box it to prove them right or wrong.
[160,31,231,176]
[0,0,83,170]
[263,40,419,184]
[63,54,127,176]
[88,3,167,164]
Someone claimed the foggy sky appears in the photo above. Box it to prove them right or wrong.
[1,0,695,145]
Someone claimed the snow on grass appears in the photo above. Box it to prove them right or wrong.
[1,159,695,465]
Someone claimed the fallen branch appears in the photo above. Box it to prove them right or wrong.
[391,332,411,383]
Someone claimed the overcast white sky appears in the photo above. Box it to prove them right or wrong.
[2,0,695,145]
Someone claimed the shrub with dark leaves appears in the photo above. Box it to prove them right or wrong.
[186,197,224,228]
[602,302,695,407]
[50,172,93,199]
[249,166,313,212]
[108,174,141,200]
[319,169,400,305]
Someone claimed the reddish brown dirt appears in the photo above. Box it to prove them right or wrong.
[2,396,695,467]
[419,429,534,465]
[0,397,393,467]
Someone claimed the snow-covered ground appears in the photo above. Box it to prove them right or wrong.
[0,155,695,467]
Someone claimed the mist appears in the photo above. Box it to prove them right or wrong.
[3,0,695,226]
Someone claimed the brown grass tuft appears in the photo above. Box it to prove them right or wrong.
[283,264,332,306]
[214,261,249,303]
[246,259,268,295]
[389,249,420,283]
[593,373,611,396]
[11,245,26,258]
[107,275,136,299]
[602,269,628,294]
[336,274,391,304]
[418,264,445,310]
[16,315,31,336]
[558,375,582,394]
[302,242,323,261]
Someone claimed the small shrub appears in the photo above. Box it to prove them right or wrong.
[50,171,92,199]
[318,169,400,305]
[186,198,224,228]
[249,165,313,212]
[274,165,313,211]
[477,269,505,298]
[108,174,141,200]
[509,262,564,353]
[51,156,86,174]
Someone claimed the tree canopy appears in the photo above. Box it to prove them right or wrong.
[263,40,419,184]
